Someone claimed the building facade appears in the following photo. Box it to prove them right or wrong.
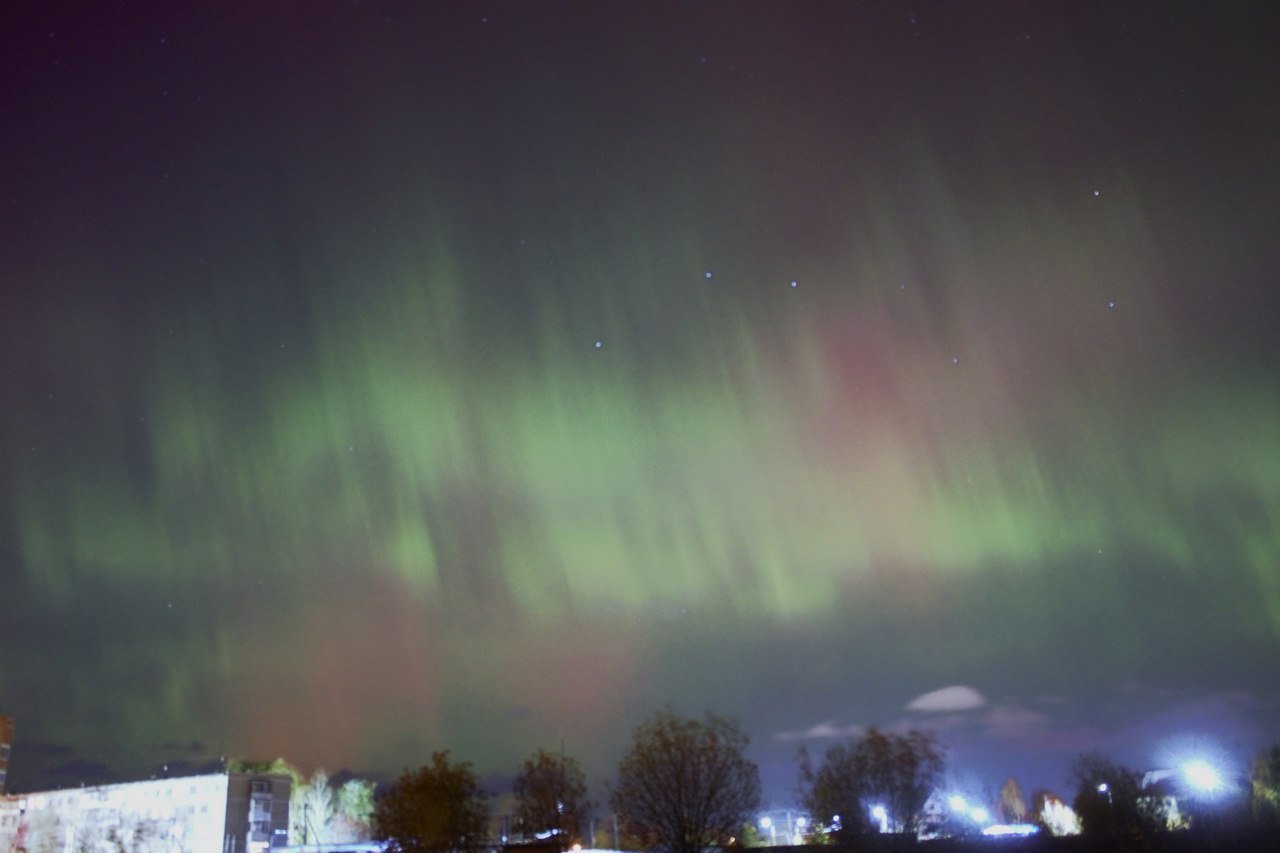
[0,771,291,851]
[0,715,13,795]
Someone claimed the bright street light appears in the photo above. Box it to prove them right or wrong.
[758,815,776,845]
[1182,759,1223,793]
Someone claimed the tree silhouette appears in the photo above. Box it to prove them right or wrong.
[375,752,489,853]
[514,748,591,846]
[1070,752,1164,845]
[611,710,761,853]
[1254,744,1280,829]
[798,727,944,836]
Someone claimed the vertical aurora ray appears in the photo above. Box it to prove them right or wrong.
[12,182,1279,627]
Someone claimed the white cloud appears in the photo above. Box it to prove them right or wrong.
[774,721,866,742]
[906,685,987,713]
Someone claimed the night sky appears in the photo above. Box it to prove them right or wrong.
[2,1,1279,809]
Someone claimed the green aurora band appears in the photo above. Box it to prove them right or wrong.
[5,147,1278,780]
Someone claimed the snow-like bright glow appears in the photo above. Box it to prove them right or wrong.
[982,823,1039,837]
[1039,798,1081,836]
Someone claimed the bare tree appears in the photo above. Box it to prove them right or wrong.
[302,769,336,843]
[797,727,944,836]
[999,776,1027,823]
[798,740,869,838]
[375,752,489,853]
[514,748,592,846]
[1070,752,1165,844]
[611,710,761,853]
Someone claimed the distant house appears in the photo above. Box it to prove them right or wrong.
[0,770,291,851]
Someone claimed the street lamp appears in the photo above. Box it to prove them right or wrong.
[759,815,775,845]
[792,816,806,844]
[1182,760,1222,794]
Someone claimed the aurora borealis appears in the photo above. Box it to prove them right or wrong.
[2,2,1279,802]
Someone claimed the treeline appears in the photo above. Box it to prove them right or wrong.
[371,710,946,853]
[245,713,1280,852]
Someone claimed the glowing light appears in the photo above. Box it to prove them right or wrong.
[982,823,1039,837]
[1039,797,1081,836]
[1182,759,1222,793]
[949,795,967,812]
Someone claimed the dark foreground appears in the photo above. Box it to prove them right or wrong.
[758,828,1280,853]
